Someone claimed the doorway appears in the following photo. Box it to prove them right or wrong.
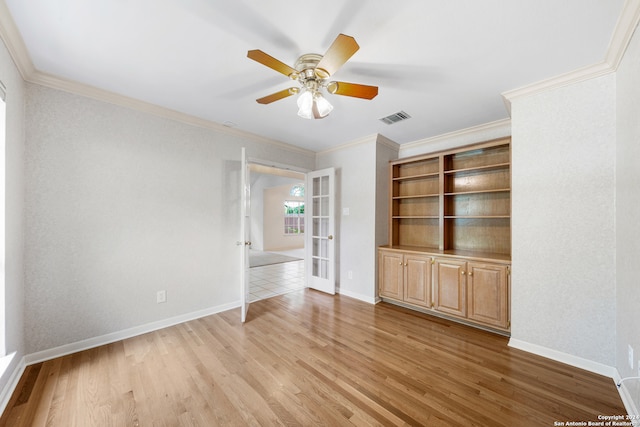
[247,163,306,302]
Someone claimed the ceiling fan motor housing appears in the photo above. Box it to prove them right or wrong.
[294,53,330,82]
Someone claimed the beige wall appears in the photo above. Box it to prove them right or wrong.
[263,184,304,251]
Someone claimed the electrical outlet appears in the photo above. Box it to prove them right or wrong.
[157,290,167,304]
[629,345,634,369]
[348,270,353,279]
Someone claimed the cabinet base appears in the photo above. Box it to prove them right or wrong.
[379,297,511,337]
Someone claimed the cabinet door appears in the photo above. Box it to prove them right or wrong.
[467,262,509,329]
[379,251,403,300]
[434,258,466,317]
[404,254,432,307]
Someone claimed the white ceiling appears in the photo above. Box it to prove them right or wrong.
[2,0,626,152]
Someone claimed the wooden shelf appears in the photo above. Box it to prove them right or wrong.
[393,194,439,199]
[444,162,510,175]
[393,172,440,181]
[393,156,439,180]
[444,215,510,219]
[443,143,510,172]
[444,188,510,196]
[388,137,511,258]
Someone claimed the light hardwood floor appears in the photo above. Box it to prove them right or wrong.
[1,290,626,426]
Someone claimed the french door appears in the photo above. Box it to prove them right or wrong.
[305,167,336,294]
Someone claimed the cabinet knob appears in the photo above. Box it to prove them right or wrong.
[399,262,403,266]
[404,263,408,266]
[468,272,473,276]
[461,271,466,275]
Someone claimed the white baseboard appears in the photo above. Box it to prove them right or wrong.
[1,301,239,416]
[508,338,617,378]
[25,300,240,365]
[508,338,640,419]
[0,353,26,416]
[617,374,640,422]
[337,288,377,304]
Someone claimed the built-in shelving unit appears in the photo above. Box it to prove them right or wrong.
[379,137,511,334]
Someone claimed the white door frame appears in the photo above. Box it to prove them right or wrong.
[239,148,250,322]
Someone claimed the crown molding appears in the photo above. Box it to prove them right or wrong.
[376,134,401,151]
[2,0,639,152]
[316,133,381,155]
[606,0,640,69]
[501,62,613,112]
[315,132,400,157]
[502,0,640,109]
[0,0,34,80]
[28,70,315,157]
[0,1,314,158]
[400,118,511,155]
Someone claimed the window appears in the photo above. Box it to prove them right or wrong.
[284,201,304,235]
[290,184,304,197]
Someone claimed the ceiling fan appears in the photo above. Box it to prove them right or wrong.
[247,34,378,119]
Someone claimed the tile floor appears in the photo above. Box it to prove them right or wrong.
[249,259,305,302]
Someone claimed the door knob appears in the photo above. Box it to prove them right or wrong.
[328,235,333,240]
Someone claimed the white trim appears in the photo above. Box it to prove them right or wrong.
[247,158,310,175]
[29,71,315,157]
[316,133,380,156]
[502,0,640,109]
[0,353,26,416]
[0,7,315,159]
[375,134,401,151]
[508,338,617,379]
[24,301,240,365]
[617,374,640,423]
[0,0,35,80]
[605,0,640,70]
[501,62,614,109]
[400,118,511,156]
[316,133,400,157]
[338,288,377,305]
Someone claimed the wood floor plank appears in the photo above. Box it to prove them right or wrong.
[0,290,627,426]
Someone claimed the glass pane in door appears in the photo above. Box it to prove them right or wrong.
[311,176,329,279]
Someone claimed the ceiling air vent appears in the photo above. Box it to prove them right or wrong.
[380,111,411,125]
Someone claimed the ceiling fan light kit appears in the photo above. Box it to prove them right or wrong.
[247,34,378,120]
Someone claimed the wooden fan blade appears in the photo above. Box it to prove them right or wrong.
[247,50,298,78]
[315,34,359,78]
[326,81,378,99]
[256,87,298,104]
